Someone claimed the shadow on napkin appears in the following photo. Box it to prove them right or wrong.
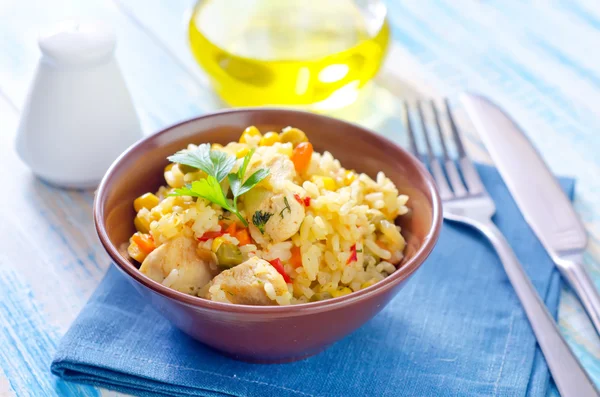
[51,165,573,397]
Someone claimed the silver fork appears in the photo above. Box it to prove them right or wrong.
[404,99,599,397]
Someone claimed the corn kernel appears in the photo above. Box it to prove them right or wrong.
[331,287,353,298]
[165,164,185,188]
[184,170,205,183]
[236,147,250,159]
[360,280,376,290]
[343,170,357,185]
[239,126,262,143]
[178,164,197,174]
[134,193,160,212]
[311,175,336,191]
[212,237,225,252]
[259,132,281,146]
[280,127,308,147]
[127,241,147,263]
[212,143,224,149]
[134,215,150,233]
[164,163,174,172]
[277,142,293,157]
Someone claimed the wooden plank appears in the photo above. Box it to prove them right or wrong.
[0,96,103,396]
[0,2,191,394]
[0,1,223,394]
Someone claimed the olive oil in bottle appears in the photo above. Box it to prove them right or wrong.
[188,0,390,111]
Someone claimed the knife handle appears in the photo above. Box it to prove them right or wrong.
[557,258,600,337]
[477,221,599,397]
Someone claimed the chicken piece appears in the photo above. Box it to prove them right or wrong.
[264,154,296,191]
[241,154,304,244]
[140,236,215,295]
[244,189,305,244]
[205,256,291,305]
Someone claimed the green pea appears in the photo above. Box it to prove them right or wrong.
[216,243,243,268]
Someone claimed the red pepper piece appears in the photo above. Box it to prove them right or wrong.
[269,258,291,283]
[197,231,225,242]
[346,244,357,265]
[293,193,311,207]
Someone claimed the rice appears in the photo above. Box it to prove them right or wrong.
[129,127,409,305]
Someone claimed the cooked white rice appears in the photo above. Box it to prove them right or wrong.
[128,126,409,305]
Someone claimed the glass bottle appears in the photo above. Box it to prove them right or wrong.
[188,0,390,111]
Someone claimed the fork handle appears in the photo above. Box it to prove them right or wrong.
[477,220,599,397]
[556,258,600,338]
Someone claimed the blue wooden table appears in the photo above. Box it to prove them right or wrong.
[1,1,599,395]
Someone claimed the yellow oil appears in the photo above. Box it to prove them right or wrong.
[188,0,390,111]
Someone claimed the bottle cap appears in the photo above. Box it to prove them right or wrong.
[38,20,116,65]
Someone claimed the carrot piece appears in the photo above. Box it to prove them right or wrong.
[132,233,155,254]
[291,142,313,173]
[235,229,252,246]
[225,222,237,235]
[290,246,303,268]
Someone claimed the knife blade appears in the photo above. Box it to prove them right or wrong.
[461,93,600,336]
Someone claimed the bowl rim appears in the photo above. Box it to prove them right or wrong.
[94,107,442,315]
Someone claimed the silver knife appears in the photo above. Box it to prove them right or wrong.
[461,93,600,336]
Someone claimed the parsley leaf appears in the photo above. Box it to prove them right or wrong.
[170,184,196,197]
[252,210,273,234]
[228,148,269,198]
[172,176,233,212]
[167,144,235,182]
[230,168,270,198]
[227,150,269,225]
[279,196,291,219]
[168,144,270,228]
[228,173,243,200]
[238,148,254,179]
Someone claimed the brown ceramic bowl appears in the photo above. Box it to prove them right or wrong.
[94,108,442,363]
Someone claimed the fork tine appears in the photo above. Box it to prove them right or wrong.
[431,100,450,160]
[417,101,435,160]
[444,99,485,195]
[445,98,467,157]
[403,101,419,156]
[431,100,467,197]
[413,101,453,200]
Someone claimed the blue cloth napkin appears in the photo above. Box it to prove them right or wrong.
[51,165,573,397]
